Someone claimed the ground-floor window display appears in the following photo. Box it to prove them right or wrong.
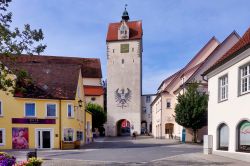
[12,128,29,149]
[35,128,54,149]
[238,120,250,152]
[64,128,74,142]
[218,123,229,150]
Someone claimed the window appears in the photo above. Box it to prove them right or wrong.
[166,99,171,108]
[25,103,35,117]
[64,128,74,142]
[77,131,83,141]
[0,128,5,146]
[240,65,250,94]
[122,59,124,64]
[91,97,96,101]
[120,44,129,53]
[219,75,228,101]
[238,120,250,152]
[218,123,229,150]
[0,101,2,116]
[46,104,56,117]
[146,96,150,103]
[67,104,74,118]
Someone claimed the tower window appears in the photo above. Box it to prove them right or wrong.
[122,59,124,64]
[132,48,134,52]
[113,49,115,53]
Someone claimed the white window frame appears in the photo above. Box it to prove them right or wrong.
[45,103,57,118]
[0,100,3,116]
[240,64,250,95]
[67,103,74,118]
[24,102,36,117]
[0,128,6,146]
[63,128,74,142]
[219,75,228,102]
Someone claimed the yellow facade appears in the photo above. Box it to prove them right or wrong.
[0,71,91,150]
[85,111,93,143]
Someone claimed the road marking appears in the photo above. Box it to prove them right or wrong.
[45,157,128,164]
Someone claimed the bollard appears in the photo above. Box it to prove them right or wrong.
[203,135,213,154]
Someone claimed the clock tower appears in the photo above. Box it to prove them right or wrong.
[106,6,142,136]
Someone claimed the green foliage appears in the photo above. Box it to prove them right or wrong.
[86,103,107,130]
[0,0,46,93]
[175,83,208,142]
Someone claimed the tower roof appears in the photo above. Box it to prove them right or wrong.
[122,4,130,21]
[106,21,142,42]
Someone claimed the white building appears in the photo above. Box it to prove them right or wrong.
[106,8,142,136]
[204,28,250,161]
[141,94,156,134]
[152,32,240,142]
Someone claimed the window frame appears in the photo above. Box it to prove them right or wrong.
[0,100,3,116]
[24,102,36,117]
[67,103,74,118]
[63,128,74,142]
[45,103,57,118]
[218,74,228,102]
[146,96,150,103]
[239,64,250,95]
[0,128,5,146]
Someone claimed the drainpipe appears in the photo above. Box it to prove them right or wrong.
[160,94,163,139]
[59,99,62,149]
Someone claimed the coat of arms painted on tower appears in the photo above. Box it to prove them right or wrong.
[115,88,132,108]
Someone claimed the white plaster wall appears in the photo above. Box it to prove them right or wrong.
[106,40,142,136]
[141,95,156,133]
[208,48,250,155]
[83,78,102,86]
[152,96,162,138]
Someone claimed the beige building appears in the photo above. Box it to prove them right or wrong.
[152,32,240,142]
[106,8,142,136]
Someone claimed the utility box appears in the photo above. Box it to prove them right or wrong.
[203,135,213,154]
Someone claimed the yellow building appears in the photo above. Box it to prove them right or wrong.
[0,55,99,150]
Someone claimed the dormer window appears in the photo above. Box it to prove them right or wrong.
[118,21,129,40]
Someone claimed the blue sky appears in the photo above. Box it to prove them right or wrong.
[9,0,250,94]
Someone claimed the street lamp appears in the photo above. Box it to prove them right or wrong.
[78,100,83,108]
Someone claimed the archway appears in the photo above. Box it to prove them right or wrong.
[165,123,174,139]
[141,120,147,134]
[217,123,229,150]
[116,119,131,136]
[237,120,250,152]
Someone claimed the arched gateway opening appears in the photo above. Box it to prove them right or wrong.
[116,119,131,136]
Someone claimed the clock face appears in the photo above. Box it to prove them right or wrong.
[120,44,129,53]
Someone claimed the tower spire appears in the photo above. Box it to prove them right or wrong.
[122,4,129,21]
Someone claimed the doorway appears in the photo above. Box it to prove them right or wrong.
[35,128,53,149]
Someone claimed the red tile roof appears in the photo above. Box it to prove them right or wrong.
[7,62,81,100]
[0,54,102,78]
[106,21,143,42]
[84,85,104,96]
[204,28,250,75]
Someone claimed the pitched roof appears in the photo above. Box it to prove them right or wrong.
[6,62,81,100]
[106,21,143,42]
[84,85,104,96]
[162,37,220,92]
[204,28,250,75]
[0,54,102,78]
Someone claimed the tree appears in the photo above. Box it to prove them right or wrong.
[86,103,107,132]
[175,82,208,142]
[0,0,46,93]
